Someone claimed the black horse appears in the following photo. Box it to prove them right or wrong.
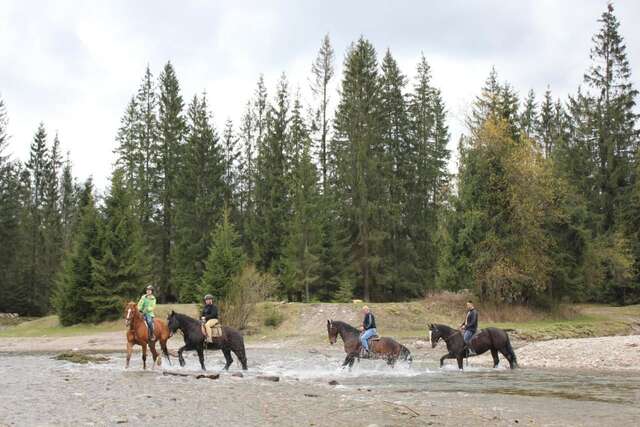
[428,323,518,370]
[167,311,248,371]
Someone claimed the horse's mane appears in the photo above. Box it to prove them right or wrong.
[172,311,200,326]
[330,320,360,334]
[433,323,457,335]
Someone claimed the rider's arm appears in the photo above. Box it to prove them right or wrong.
[211,305,218,319]
[363,313,371,330]
[137,296,145,312]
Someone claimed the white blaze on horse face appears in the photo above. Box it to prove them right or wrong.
[429,330,432,343]
[126,308,131,325]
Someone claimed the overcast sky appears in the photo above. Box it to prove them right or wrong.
[2,0,639,189]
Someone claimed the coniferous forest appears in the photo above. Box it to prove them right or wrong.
[0,5,638,323]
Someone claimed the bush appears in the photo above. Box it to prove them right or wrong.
[263,304,285,328]
[334,277,353,303]
[220,264,276,330]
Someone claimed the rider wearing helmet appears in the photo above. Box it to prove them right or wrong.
[201,294,220,343]
[137,285,156,341]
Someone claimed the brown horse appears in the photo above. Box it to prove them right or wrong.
[327,320,412,369]
[124,301,171,369]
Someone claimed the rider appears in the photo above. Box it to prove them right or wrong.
[137,285,156,342]
[201,294,219,343]
[460,300,478,355]
[358,305,377,356]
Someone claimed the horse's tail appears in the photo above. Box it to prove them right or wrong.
[399,344,412,363]
[505,334,518,368]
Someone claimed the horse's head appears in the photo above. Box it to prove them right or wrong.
[167,310,179,337]
[124,302,137,328]
[428,323,442,348]
[327,319,338,345]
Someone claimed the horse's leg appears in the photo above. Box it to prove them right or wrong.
[491,349,499,368]
[457,355,464,370]
[232,344,248,370]
[197,345,206,371]
[498,348,514,369]
[149,341,159,369]
[222,348,233,370]
[125,340,133,369]
[440,352,452,367]
[141,342,148,370]
[341,354,351,368]
[178,345,187,367]
[160,338,171,366]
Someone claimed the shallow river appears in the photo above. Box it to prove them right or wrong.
[1,348,639,426]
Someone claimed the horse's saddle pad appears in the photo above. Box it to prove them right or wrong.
[368,335,380,342]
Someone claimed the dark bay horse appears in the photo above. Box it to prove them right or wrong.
[124,301,171,369]
[327,320,412,368]
[428,323,518,370]
[167,311,247,371]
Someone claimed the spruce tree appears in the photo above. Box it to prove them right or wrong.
[282,96,322,301]
[332,38,384,301]
[201,207,246,300]
[173,94,224,302]
[311,34,335,193]
[24,123,49,313]
[53,180,101,325]
[254,74,290,277]
[157,61,186,301]
[221,118,240,208]
[90,169,150,321]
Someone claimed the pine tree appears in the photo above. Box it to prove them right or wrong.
[24,123,49,313]
[90,169,150,321]
[333,38,384,301]
[254,74,290,277]
[41,133,63,310]
[221,118,240,208]
[520,89,538,139]
[311,34,335,193]
[281,96,322,301]
[0,96,7,166]
[157,61,186,301]
[53,180,102,325]
[201,207,246,300]
[582,3,639,234]
[173,94,224,302]
[237,102,257,257]
[60,153,77,251]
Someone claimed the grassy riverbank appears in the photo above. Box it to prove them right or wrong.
[1,294,638,342]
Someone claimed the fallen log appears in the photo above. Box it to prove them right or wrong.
[163,371,219,380]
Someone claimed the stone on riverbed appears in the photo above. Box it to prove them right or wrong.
[53,352,109,364]
[257,375,280,382]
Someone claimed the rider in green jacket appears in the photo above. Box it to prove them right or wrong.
[137,285,156,341]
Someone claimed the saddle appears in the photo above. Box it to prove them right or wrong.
[359,335,380,358]
[201,318,223,342]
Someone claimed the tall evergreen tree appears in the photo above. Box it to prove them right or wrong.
[282,96,322,301]
[221,118,240,208]
[332,38,385,301]
[201,207,246,300]
[90,169,150,321]
[53,180,101,325]
[157,61,186,301]
[173,94,224,302]
[311,34,335,193]
[254,74,290,278]
[24,123,49,313]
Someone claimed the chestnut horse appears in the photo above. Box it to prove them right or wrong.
[327,320,412,368]
[124,301,171,369]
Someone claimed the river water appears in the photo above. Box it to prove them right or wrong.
[1,348,639,426]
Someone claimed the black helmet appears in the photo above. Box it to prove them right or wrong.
[204,294,213,301]
[146,285,154,291]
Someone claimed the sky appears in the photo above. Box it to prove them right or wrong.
[2,0,639,190]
